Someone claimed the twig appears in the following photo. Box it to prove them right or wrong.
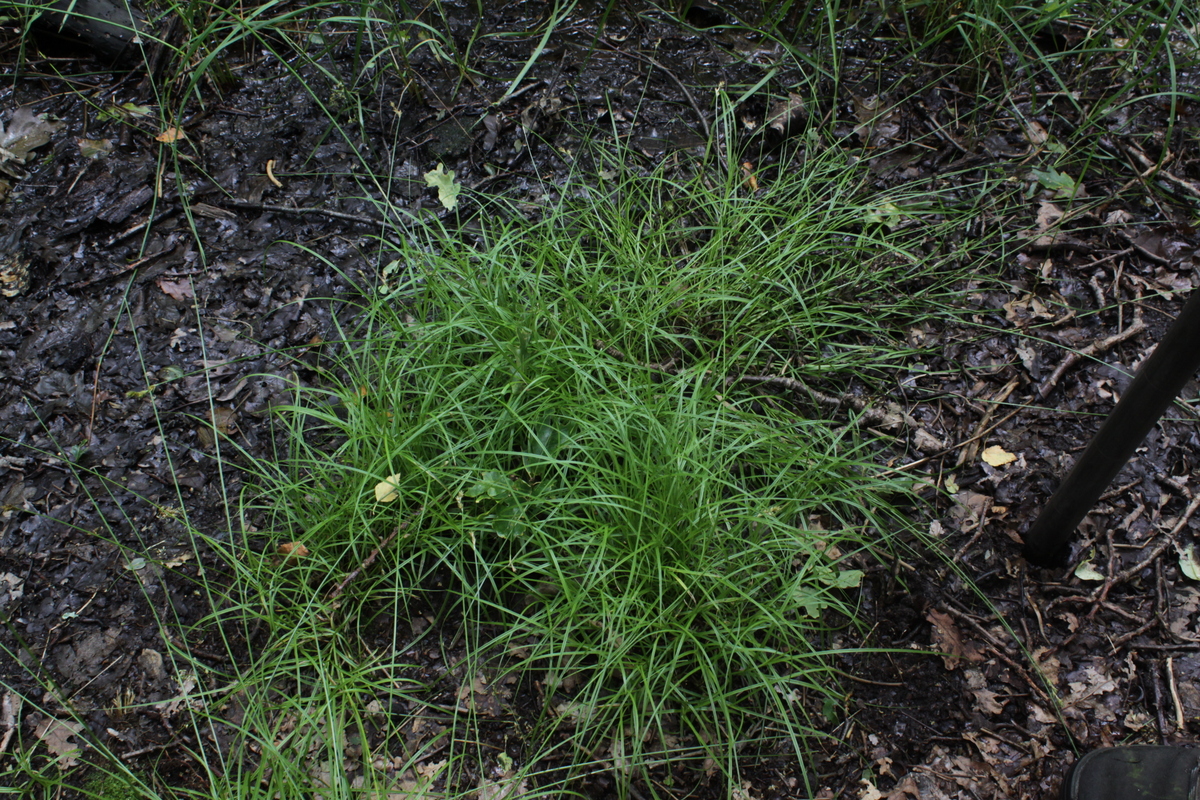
[1168,656,1185,730]
[1037,305,1146,399]
[218,198,390,227]
[941,603,1054,706]
[1124,144,1200,199]
[66,246,174,290]
[327,506,423,602]
[956,379,1018,467]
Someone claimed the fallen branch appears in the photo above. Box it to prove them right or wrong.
[1037,305,1146,399]
[731,373,947,449]
[1124,144,1200,200]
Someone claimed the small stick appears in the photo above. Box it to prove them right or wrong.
[327,505,423,602]
[66,246,174,290]
[1168,656,1185,731]
[732,373,945,447]
[219,199,388,227]
[1037,305,1146,399]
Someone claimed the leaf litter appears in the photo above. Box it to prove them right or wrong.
[0,1,1198,798]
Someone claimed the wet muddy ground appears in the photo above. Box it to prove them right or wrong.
[2,1,1200,797]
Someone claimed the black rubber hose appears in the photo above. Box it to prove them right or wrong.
[1023,287,1200,567]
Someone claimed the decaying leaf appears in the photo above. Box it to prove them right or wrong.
[0,108,64,167]
[33,718,84,767]
[424,163,461,211]
[1178,543,1200,581]
[926,608,984,670]
[375,474,403,503]
[157,276,194,301]
[156,126,187,143]
[1074,558,1105,582]
[981,445,1017,467]
[278,541,309,559]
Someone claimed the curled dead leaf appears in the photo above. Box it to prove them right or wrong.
[278,541,309,559]
[155,126,186,143]
[375,474,403,503]
[926,608,985,670]
[156,276,194,301]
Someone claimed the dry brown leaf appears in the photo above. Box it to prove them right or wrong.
[33,718,83,767]
[156,126,186,143]
[278,541,309,559]
[926,609,984,669]
[156,276,194,301]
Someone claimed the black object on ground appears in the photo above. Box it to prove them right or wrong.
[1062,746,1200,800]
[31,0,149,66]
[1023,288,1200,567]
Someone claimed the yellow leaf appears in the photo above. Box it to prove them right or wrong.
[375,474,403,503]
[156,126,186,143]
[981,445,1017,467]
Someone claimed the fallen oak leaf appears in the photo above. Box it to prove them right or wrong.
[156,276,194,301]
[33,718,83,767]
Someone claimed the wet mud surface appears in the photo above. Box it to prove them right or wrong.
[2,0,1200,797]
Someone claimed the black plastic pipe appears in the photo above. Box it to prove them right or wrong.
[1023,288,1200,567]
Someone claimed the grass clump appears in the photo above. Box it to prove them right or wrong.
[224,148,957,794]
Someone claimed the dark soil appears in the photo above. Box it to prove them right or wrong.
[3,1,1200,797]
